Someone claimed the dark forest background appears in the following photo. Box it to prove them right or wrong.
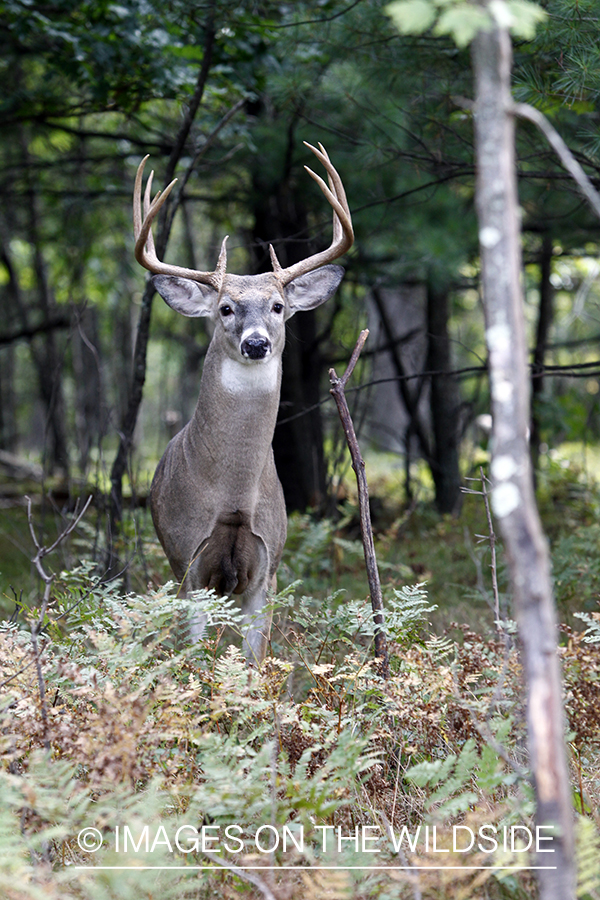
[2,0,600,562]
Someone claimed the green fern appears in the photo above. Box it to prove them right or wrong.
[573,611,600,644]
[576,814,600,898]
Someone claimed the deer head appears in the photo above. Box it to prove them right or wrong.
[133,142,353,358]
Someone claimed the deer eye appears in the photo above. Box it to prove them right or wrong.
[272,302,284,315]
[219,305,233,317]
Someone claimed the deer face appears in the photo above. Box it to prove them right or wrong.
[152,265,344,366]
[135,142,353,380]
[213,274,287,364]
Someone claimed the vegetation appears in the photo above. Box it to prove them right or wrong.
[3,0,600,897]
[1,461,600,898]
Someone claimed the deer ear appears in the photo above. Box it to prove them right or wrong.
[152,275,217,318]
[284,265,345,315]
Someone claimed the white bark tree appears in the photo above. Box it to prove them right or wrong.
[472,23,575,900]
[387,2,577,896]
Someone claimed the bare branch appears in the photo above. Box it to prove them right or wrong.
[25,495,93,749]
[513,102,600,222]
[338,328,369,388]
[27,495,93,581]
[462,469,502,632]
[165,98,246,236]
[329,330,389,678]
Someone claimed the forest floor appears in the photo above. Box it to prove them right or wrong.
[1,447,599,899]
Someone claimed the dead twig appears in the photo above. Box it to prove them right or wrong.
[513,102,600,222]
[329,329,389,678]
[26,495,93,747]
[463,467,502,632]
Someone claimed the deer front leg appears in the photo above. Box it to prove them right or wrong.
[189,607,208,643]
[187,581,271,661]
[241,580,273,665]
[174,574,208,643]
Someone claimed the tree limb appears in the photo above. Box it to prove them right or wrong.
[0,316,70,346]
[513,101,600,222]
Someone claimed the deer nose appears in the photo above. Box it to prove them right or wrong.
[241,335,271,360]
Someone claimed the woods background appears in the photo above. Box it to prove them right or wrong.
[3,0,600,530]
[2,3,600,899]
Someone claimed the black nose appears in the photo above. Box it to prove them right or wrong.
[241,337,271,360]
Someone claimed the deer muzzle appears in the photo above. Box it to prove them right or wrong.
[241,334,272,360]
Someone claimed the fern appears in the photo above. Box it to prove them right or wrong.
[576,814,600,898]
[385,583,437,643]
[573,610,600,644]
[425,633,455,659]
[406,724,520,819]
[2,556,595,898]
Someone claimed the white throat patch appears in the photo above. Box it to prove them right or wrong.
[221,356,279,395]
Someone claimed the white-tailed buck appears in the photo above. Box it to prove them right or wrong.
[133,142,353,662]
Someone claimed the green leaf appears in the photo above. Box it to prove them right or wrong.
[505,0,546,39]
[488,0,546,37]
[385,0,436,35]
[488,0,515,29]
[434,5,491,47]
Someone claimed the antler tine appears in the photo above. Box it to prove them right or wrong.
[318,143,344,246]
[315,141,351,214]
[141,166,157,260]
[133,155,149,245]
[304,142,352,240]
[133,156,226,289]
[273,142,354,286]
[133,156,176,267]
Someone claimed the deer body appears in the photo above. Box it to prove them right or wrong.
[150,326,285,596]
[134,144,353,662]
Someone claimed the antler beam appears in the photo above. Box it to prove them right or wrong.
[133,156,226,289]
[133,142,353,289]
[269,141,354,285]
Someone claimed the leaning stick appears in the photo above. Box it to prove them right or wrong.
[329,329,389,679]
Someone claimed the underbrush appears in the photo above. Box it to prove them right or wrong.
[2,458,600,897]
[1,561,600,900]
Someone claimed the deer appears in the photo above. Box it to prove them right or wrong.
[133,141,354,663]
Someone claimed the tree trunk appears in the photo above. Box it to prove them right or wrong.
[370,284,462,513]
[109,13,216,540]
[72,305,103,475]
[0,343,16,451]
[370,287,431,462]
[472,24,574,900]
[426,280,462,514]
[251,153,327,512]
[276,311,327,511]
[19,127,71,477]
[0,231,69,476]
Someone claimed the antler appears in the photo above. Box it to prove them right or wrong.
[269,141,354,286]
[133,155,227,289]
[134,142,352,290]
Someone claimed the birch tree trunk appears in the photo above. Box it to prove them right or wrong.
[472,24,574,900]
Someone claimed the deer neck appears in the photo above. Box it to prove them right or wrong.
[185,340,282,493]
